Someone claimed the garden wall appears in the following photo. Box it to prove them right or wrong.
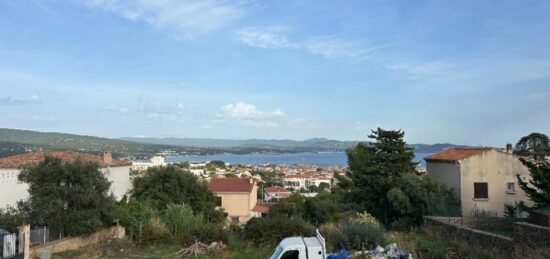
[423,216,513,258]
[513,222,550,258]
[424,216,550,259]
[29,226,125,258]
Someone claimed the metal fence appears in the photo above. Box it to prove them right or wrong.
[2,233,16,258]
[29,227,63,247]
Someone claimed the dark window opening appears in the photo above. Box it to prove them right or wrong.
[474,182,488,199]
[280,250,299,259]
[216,196,222,206]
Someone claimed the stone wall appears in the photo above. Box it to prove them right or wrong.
[423,216,513,258]
[424,216,550,259]
[514,222,550,258]
[29,226,125,258]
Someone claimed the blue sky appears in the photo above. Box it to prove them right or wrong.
[1,0,549,145]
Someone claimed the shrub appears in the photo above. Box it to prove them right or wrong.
[244,216,315,244]
[161,204,202,236]
[0,206,24,233]
[349,212,379,226]
[328,222,386,251]
[109,199,158,244]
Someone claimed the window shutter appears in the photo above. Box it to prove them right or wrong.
[474,182,488,199]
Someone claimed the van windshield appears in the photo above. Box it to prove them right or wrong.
[269,246,283,259]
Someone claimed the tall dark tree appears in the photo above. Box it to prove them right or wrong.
[516,159,550,208]
[514,132,550,161]
[514,133,550,209]
[131,165,225,223]
[18,156,114,236]
[343,128,417,225]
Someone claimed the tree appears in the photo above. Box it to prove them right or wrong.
[516,159,550,209]
[343,128,417,226]
[131,165,225,223]
[318,182,331,191]
[514,132,550,161]
[18,156,114,235]
[514,133,550,209]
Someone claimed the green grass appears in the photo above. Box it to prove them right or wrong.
[387,230,492,259]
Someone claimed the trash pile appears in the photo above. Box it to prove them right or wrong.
[175,241,226,258]
[352,243,413,259]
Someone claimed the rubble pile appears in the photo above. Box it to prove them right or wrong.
[175,241,226,258]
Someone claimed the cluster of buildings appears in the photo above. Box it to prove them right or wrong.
[0,143,540,225]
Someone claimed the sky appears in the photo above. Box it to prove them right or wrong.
[0,0,549,146]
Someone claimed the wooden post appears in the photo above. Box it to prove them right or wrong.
[18,224,30,259]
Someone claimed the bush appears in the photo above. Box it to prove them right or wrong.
[244,216,315,244]
[329,222,386,251]
[109,199,159,244]
[0,206,24,233]
[161,204,202,236]
[327,212,386,251]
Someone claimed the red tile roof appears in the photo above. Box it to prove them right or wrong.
[0,151,131,169]
[265,186,290,194]
[252,204,270,214]
[208,178,256,193]
[424,148,493,162]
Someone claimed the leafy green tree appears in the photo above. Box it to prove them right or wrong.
[318,182,331,191]
[343,128,417,225]
[18,156,114,235]
[514,132,550,161]
[224,173,238,178]
[0,206,24,233]
[131,165,225,223]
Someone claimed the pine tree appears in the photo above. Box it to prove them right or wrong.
[515,133,550,209]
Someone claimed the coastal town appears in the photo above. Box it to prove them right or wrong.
[2,1,550,258]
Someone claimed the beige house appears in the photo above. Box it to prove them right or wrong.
[208,178,260,224]
[425,147,532,217]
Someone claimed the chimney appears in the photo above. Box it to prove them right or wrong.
[505,144,513,154]
[103,151,113,164]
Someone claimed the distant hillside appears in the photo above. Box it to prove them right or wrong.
[0,128,468,159]
[122,136,466,154]
[121,137,359,150]
[0,128,200,158]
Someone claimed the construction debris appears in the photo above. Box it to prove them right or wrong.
[175,241,226,258]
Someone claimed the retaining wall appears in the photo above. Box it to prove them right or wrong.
[29,226,125,258]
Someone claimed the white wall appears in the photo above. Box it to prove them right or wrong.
[0,166,132,209]
[0,169,29,208]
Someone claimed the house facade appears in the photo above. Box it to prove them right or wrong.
[0,151,132,208]
[425,147,532,217]
[208,178,259,224]
[264,186,291,201]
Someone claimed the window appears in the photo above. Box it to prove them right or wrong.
[231,216,239,224]
[474,182,488,199]
[280,250,299,259]
[506,182,516,193]
[216,196,222,207]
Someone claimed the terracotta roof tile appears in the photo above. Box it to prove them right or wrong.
[252,204,270,214]
[265,186,290,194]
[208,178,255,193]
[0,151,131,169]
[425,148,493,162]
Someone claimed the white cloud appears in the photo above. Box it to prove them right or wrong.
[78,0,245,39]
[137,97,185,116]
[220,102,284,120]
[104,105,130,114]
[388,61,452,77]
[0,95,41,105]
[235,27,375,61]
[235,27,298,49]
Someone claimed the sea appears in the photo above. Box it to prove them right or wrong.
[166,152,433,168]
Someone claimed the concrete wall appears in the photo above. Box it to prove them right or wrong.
[29,226,125,258]
[0,166,132,209]
[459,150,531,216]
[0,168,29,207]
[101,166,132,200]
[426,161,461,199]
